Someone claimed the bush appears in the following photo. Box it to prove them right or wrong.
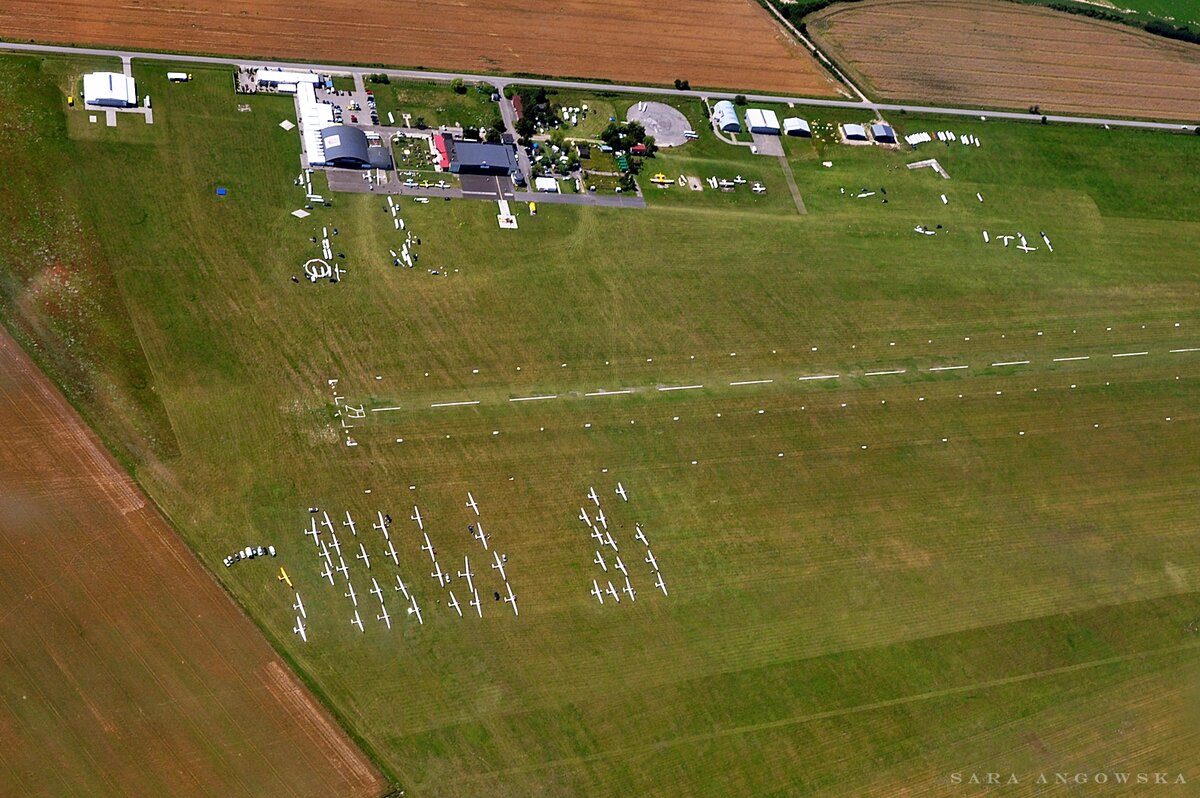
[367,73,390,84]
[1145,20,1200,45]
[734,94,747,106]
[450,78,466,94]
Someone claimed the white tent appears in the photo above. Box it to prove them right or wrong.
[82,72,137,107]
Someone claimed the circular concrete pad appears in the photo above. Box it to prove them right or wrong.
[625,102,690,147]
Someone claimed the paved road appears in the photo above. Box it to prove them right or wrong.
[2,40,1194,132]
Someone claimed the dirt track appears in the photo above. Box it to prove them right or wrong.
[809,0,1200,120]
[0,327,385,797]
[0,0,839,95]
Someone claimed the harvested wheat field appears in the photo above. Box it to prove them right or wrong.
[0,0,839,95]
[0,328,385,797]
[809,0,1200,119]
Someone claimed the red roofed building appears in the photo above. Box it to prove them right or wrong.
[433,133,451,170]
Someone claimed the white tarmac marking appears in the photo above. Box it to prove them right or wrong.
[928,365,968,372]
[658,385,704,392]
[1112,352,1148,358]
[991,360,1030,367]
[1169,348,1200,353]
[585,389,634,397]
[864,369,906,377]
[430,400,480,408]
[797,374,840,381]
[1052,356,1089,362]
[510,394,557,402]
[730,379,774,386]
[371,406,403,412]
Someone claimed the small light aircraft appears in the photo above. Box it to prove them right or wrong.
[394,575,410,600]
[377,604,392,630]
[604,532,618,552]
[373,511,389,539]
[356,542,371,569]
[448,591,463,617]
[466,492,480,516]
[503,583,519,616]
[344,582,358,607]
[320,561,335,585]
[408,599,424,625]
[579,507,592,527]
[733,175,747,185]
[351,610,364,632]
[458,556,475,592]
[335,558,349,580]
[293,616,308,642]
[634,524,648,546]
[277,566,293,588]
[369,577,383,603]
[410,505,424,530]
[420,532,435,561]
[655,572,668,596]
[594,551,607,572]
[590,528,606,545]
[328,534,342,556]
[645,550,659,572]
[751,182,766,194]
[615,482,628,502]
[383,539,400,566]
[591,579,604,604]
[491,550,508,582]
[304,518,321,545]
[613,556,628,577]
[321,511,335,534]
[431,561,449,588]
[343,511,358,536]
[596,506,607,530]
[587,486,600,507]
[469,589,482,618]
[293,592,306,618]
[473,522,489,551]
[623,576,636,602]
[319,540,332,564]
[605,581,620,602]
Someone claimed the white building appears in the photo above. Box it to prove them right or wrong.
[842,123,868,141]
[534,176,559,193]
[256,68,324,94]
[296,81,335,167]
[82,72,137,107]
[782,117,811,137]
[712,100,740,133]
[744,108,781,135]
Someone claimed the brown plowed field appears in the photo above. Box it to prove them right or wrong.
[809,0,1200,119]
[0,0,839,95]
[0,328,385,797]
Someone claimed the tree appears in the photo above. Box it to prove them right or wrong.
[734,94,747,106]
[674,79,683,90]
[680,80,690,91]
[450,78,466,94]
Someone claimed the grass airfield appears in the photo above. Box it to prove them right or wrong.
[3,53,1200,795]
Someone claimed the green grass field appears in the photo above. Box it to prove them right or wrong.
[4,53,1200,796]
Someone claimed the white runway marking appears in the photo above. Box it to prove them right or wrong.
[1112,351,1148,358]
[797,374,840,381]
[1169,348,1200,354]
[431,400,480,408]
[991,360,1030,367]
[730,379,774,386]
[371,406,403,412]
[510,394,557,402]
[1052,356,1089,362]
[658,385,704,392]
[586,389,634,397]
[928,365,968,372]
[864,369,906,377]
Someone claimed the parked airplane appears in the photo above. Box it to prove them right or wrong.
[421,532,435,560]
[623,576,636,602]
[613,556,627,576]
[383,539,399,566]
[320,561,335,585]
[733,175,747,185]
[591,579,604,604]
[503,583,519,616]
[342,510,357,536]
[587,486,600,506]
[351,610,364,632]
[369,577,383,603]
[594,551,607,571]
[408,599,424,625]
[645,550,659,571]
[752,182,766,194]
[605,581,620,602]
[335,558,349,580]
[394,574,410,600]
[277,566,293,588]
[605,532,618,552]
[319,539,332,563]
[373,511,389,539]
[473,523,489,550]
[590,529,606,545]
[377,604,392,630]
[321,511,336,534]
[356,542,371,569]
[634,524,648,546]
[292,592,306,618]
[447,591,463,617]
[458,556,475,591]
[304,518,321,545]
[431,561,449,588]
[655,572,668,596]
[328,533,342,556]
[615,482,628,502]
[466,491,480,516]
[293,616,308,642]
[491,550,508,582]
[469,589,482,618]
[411,505,424,530]
[579,507,592,527]
[344,582,358,606]
[596,506,607,530]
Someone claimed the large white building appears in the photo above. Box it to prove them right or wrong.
[712,100,740,133]
[82,72,137,107]
[296,81,335,166]
[256,68,324,94]
[744,108,781,135]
